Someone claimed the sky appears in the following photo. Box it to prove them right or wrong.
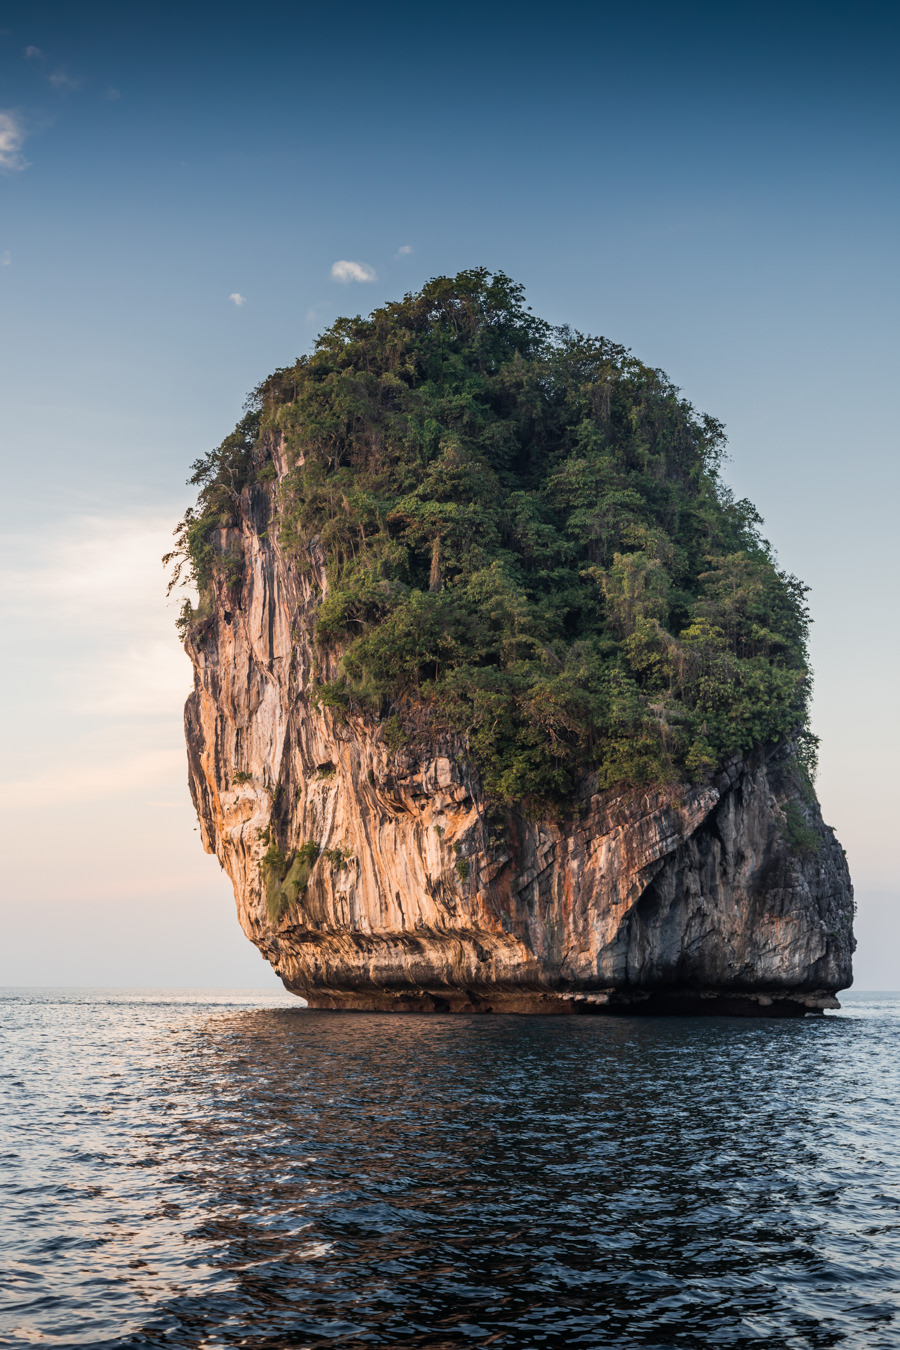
[0,0,897,988]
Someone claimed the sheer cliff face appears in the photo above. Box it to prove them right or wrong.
[184,465,855,1016]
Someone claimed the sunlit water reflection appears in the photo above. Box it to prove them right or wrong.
[1,989,899,1348]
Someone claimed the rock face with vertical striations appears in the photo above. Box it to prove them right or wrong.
[183,440,854,1016]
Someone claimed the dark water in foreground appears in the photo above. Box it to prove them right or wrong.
[1,991,899,1349]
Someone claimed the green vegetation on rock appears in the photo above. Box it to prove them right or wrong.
[782,801,820,858]
[170,269,814,808]
[262,841,321,922]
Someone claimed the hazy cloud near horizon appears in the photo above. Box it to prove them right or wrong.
[0,509,196,742]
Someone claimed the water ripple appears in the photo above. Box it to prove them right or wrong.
[1,989,899,1347]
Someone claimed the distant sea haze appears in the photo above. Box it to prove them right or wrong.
[1,988,898,1347]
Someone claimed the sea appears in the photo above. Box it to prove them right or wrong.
[1,989,899,1350]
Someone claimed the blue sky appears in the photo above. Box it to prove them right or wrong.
[1,0,897,987]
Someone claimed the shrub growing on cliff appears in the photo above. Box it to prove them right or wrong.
[261,844,288,871]
[322,846,353,869]
[782,802,820,858]
[170,269,813,808]
[165,409,260,595]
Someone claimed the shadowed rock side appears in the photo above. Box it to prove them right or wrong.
[184,459,855,1016]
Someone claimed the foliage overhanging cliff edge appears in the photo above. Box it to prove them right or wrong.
[168,269,814,809]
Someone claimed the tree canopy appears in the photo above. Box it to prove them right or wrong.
[170,269,814,807]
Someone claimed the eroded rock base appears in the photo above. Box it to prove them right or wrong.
[294,985,840,1017]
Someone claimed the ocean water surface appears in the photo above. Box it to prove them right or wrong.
[1,988,898,1349]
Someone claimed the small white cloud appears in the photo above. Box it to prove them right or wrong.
[49,70,81,91]
[24,45,43,60]
[105,87,121,101]
[331,259,376,283]
[395,244,413,257]
[1,250,10,266]
[0,112,27,171]
[229,292,246,307]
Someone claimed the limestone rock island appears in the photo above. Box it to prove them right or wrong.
[171,270,854,1014]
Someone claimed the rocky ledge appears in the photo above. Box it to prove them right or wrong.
[184,468,855,1017]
